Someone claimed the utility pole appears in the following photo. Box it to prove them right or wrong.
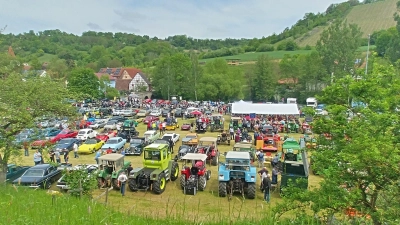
[365,34,371,76]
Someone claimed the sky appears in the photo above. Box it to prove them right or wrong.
[0,0,346,39]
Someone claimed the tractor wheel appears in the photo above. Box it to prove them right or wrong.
[112,178,120,190]
[247,183,256,199]
[206,170,211,180]
[218,182,227,197]
[198,176,207,191]
[228,140,230,145]
[170,162,179,181]
[128,178,138,192]
[97,178,104,188]
[44,180,52,189]
[180,174,186,190]
[152,173,166,194]
[211,155,219,166]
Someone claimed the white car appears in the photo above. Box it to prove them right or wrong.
[76,129,97,141]
[89,120,107,129]
[150,110,161,117]
[316,109,328,116]
[137,110,148,117]
[161,133,180,144]
[104,120,117,130]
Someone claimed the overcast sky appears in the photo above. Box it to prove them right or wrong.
[0,0,345,39]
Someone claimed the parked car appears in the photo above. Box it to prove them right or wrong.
[143,130,160,145]
[143,116,159,124]
[125,137,145,155]
[136,110,148,117]
[101,137,126,153]
[161,133,180,144]
[176,145,196,160]
[96,131,117,142]
[104,120,117,130]
[54,138,81,154]
[89,120,107,129]
[174,108,183,117]
[78,138,105,154]
[150,110,161,117]
[51,129,78,143]
[76,129,97,141]
[6,164,30,182]
[154,139,169,145]
[110,116,125,122]
[161,109,170,117]
[42,127,62,138]
[120,109,136,117]
[56,164,99,190]
[181,123,192,131]
[13,164,67,189]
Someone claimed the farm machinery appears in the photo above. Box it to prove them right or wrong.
[196,137,219,166]
[210,114,224,132]
[217,131,231,145]
[299,122,312,134]
[97,154,131,190]
[218,151,257,200]
[180,153,211,195]
[285,120,299,133]
[233,142,256,163]
[230,117,242,131]
[128,143,179,194]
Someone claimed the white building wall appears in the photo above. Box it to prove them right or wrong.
[129,73,149,91]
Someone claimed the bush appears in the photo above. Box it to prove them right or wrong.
[277,40,299,51]
[304,45,312,50]
[256,44,275,52]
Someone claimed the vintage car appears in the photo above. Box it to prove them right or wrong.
[78,138,105,154]
[150,109,161,117]
[143,116,159,124]
[182,133,199,146]
[50,129,78,143]
[96,131,117,142]
[135,117,144,123]
[89,120,107,129]
[136,109,148,117]
[176,145,196,160]
[125,137,146,155]
[30,139,52,149]
[161,133,180,145]
[56,164,99,190]
[101,137,126,153]
[6,164,30,182]
[181,123,191,131]
[76,128,97,141]
[42,127,61,138]
[110,116,126,123]
[104,120,118,130]
[54,138,81,154]
[13,164,67,189]
[143,130,160,145]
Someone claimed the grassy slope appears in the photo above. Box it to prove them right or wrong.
[12,116,322,223]
[297,0,399,47]
[38,53,57,63]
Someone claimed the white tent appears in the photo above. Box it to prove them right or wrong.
[231,102,299,115]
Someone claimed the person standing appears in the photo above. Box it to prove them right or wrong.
[63,148,69,163]
[272,167,279,184]
[23,141,29,156]
[95,150,101,164]
[73,142,79,158]
[162,121,166,134]
[33,150,42,165]
[262,174,272,203]
[257,151,265,168]
[49,150,55,163]
[55,150,61,164]
[117,172,128,196]
[168,138,174,153]
[127,164,133,175]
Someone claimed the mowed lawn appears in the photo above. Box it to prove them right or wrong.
[14,116,322,222]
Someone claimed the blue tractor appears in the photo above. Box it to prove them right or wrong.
[218,151,257,200]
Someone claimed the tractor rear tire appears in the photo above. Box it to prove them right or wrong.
[180,174,186,190]
[206,171,211,180]
[247,183,256,199]
[97,178,103,188]
[112,178,120,190]
[211,155,218,166]
[128,179,138,192]
[170,162,179,181]
[218,182,227,197]
[198,176,207,191]
[153,173,166,194]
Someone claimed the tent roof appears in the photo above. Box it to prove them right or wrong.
[231,102,299,115]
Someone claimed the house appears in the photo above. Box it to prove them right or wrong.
[97,67,151,92]
[95,73,116,88]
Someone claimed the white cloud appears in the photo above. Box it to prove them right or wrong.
[0,0,345,39]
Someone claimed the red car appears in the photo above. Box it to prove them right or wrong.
[143,116,159,124]
[96,131,117,142]
[50,129,78,143]
[181,123,191,131]
[30,140,52,149]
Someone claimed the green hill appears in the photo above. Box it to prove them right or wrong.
[296,0,399,47]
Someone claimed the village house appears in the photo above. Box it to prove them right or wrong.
[97,67,151,92]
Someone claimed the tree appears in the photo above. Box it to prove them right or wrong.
[0,73,76,183]
[316,20,362,79]
[275,64,400,224]
[47,57,69,78]
[67,68,100,98]
[62,167,98,198]
[251,55,276,102]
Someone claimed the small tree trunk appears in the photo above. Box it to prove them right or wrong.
[0,155,6,183]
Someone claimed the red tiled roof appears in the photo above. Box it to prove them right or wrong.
[95,73,116,80]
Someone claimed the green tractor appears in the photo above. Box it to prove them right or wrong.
[285,121,299,133]
[210,114,224,132]
[232,142,256,163]
[230,117,242,131]
[97,154,131,190]
[128,143,179,194]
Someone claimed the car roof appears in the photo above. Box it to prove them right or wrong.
[234,143,252,148]
[99,153,124,161]
[79,129,92,131]
[145,143,168,149]
[163,133,175,136]
[108,137,121,140]
[144,130,157,134]
[199,137,217,142]
[225,151,250,159]
[182,153,208,161]
[30,164,52,169]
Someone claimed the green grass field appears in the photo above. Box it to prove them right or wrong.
[296,0,399,47]
[12,115,321,222]
[38,53,57,63]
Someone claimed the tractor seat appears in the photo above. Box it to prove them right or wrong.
[191,166,199,175]
[221,133,226,137]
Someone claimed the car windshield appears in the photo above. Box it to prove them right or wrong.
[130,139,142,144]
[107,121,115,125]
[78,131,86,134]
[187,135,197,139]
[106,139,118,144]
[85,139,97,144]
[144,150,161,160]
[24,169,45,177]
[58,139,71,144]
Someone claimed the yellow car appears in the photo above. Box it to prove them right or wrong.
[78,138,104,154]
[135,118,144,123]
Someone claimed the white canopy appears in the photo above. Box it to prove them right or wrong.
[231,101,299,115]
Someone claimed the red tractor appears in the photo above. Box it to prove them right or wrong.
[180,153,211,195]
[300,122,312,134]
[196,137,219,166]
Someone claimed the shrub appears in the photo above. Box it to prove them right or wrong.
[256,44,275,52]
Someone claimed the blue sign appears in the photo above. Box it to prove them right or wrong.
[249,113,256,119]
